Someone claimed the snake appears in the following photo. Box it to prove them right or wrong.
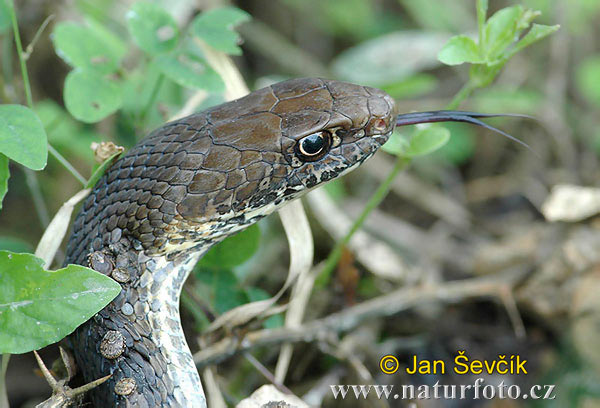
[64,77,521,407]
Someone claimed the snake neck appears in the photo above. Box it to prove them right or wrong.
[138,251,206,407]
[71,238,209,408]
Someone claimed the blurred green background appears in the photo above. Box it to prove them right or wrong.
[2,0,600,406]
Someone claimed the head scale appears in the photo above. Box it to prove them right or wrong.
[189,77,397,221]
[74,78,396,256]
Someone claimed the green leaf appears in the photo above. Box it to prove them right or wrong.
[199,224,260,268]
[75,0,115,23]
[246,287,283,329]
[515,8,541,32]
[403,126,451,157]
[438,35,484,66]
[483,6,523,60]
[64,70,122,123]
[381,130,409,156]
[509,23,560,58]
[52,21,126,74]
[191,7,251,55]
[85,17,128,60]
[86,150,123,189]
[0,154,7,209]
[154,53,225,92]
[214,269,247,314]
[576,56,600,108]
[35,100,98,161]
[126,1,179,55]
[0,105,48,170]
[0,251,121,354]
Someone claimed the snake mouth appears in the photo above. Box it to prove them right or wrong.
[370,129,394,145]
[395,110,532,150]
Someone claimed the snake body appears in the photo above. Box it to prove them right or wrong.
[65,78,396,407]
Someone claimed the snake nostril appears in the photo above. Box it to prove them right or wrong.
[373,118,387,133]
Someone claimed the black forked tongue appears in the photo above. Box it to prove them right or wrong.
[395,110,532,151]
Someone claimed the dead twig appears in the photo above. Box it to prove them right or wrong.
[194,268,528,368]
[33,350,110,408]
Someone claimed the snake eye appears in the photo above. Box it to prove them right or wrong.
[296,131,331,162]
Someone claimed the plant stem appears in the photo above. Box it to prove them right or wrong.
[24,168,51,227]
[0,354,10,408]
[22,14,54,60]
[316,156,410,286]
[9,3,86,187]
[447,79,477,110]
[140,73,164,121]
[181,289,210,330]
[48,144,87,186]
[8,0,33,108]
[9,3,84,188]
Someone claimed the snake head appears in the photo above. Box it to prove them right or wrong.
[187,77,397,222]
[272,78,396,192]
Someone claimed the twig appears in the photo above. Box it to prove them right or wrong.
[10,3,87,187]
[201,367,226,408]
[66,374,112,396]
[24,168,50,227]
[320,340,372,383]
[33,351,59,389]
[8,0,33,108]
[274,262,323,382]
[33,350,111,407]
[244,353,294,395]
[498,285,526,340]
[0,354,9,408]
[318,339,390,408]
[23,15,54,60]
[48,145,87,186]
[271,200,314,379]
[35,188,91,268]
[194,269,528,368]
